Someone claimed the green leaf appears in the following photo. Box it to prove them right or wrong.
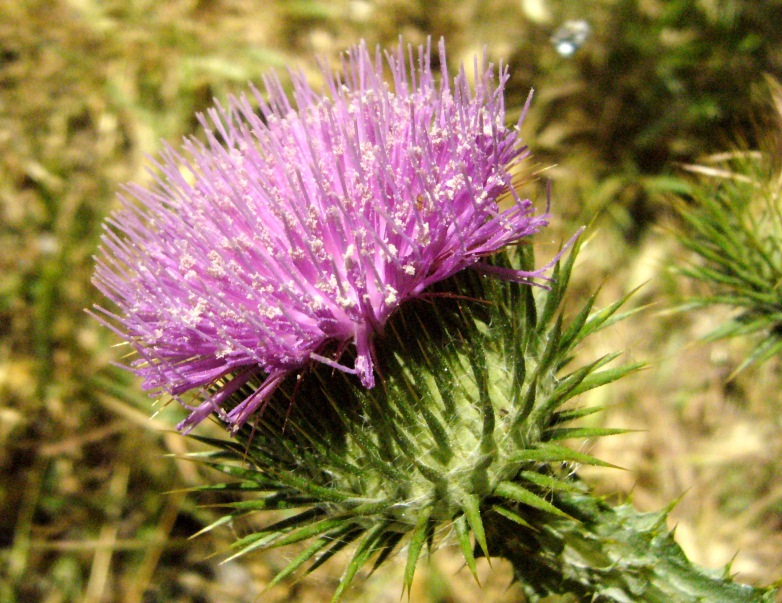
[551,405,607,425]
[265,527,352,590]
[189,514,234,539]
[332,522,392,602]
[508,443,620,469]
[368,531,405,576]
[305,526,365,576]
[454,513,480,584]
[403,505,433,594]
[461,493,489,559]
[493,480,572,519]
[579,290,645,341]
[566,362,646,398]
[224,510,339,563]
[537,356,615,416]
[545,426,630,441]
[558,291,598,353]
[491,504,534,529]
[537,314,564,375]
[538,259,566,328]
[728,335,782,378]
[518,470,582,494]
[266,516,363,551]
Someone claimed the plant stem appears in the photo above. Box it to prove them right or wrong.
[483,490,776,602]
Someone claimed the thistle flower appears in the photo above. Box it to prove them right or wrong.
[192,244,774,602]
[92,39,553,432]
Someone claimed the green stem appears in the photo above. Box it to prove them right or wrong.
[484,491,776,602]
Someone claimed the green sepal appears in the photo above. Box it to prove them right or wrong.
[518,470,585,494]
[490,504,534,530]
[403,505,433,594]
[564,361,646,398]
[224,509,335,562]
[544,426,630,441]
[189,514,234,540]
[304,526,365,576]
[461,492,490,559]
[507,442,621,470]
[494,480,572,519]
[551,404,606,424]
[454,513,480,584]
[368,530,405,576]
[264,524,357,591]
[332,522,393,602]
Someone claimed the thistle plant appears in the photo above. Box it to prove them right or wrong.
[674,77,782,373]
[187,242,774,602]
[90,39,777,601]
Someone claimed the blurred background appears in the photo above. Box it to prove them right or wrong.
[2,0,782,601]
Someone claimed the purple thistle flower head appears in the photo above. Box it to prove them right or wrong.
[93,38,555,433]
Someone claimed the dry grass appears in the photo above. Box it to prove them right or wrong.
[1,0,781,601]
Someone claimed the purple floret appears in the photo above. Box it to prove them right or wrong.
[92,38,553,432]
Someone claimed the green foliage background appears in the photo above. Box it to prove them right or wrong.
[1,0,781,601]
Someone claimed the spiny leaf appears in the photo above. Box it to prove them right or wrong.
[565,362,646,398]
[454,513,480,584]
[266,516,373,552]
[236,507,326,540]
[224,511,339,563]
[224,530,286,563]
[545,426,630,441]
[304,527,365,576]
[511,377,537,430]
[169,481,282,495]
[332,522,392,602]
[267,469,382,505]
[552,405,606,424]
[727,335,782,378]
[200,494,316,513]
[409,363,453,459]
[494,480,572,519]
[403,505,433,594]
[537,313,564,375]
[368,531,405,576]
[538,259,566,328]
[491,504,534,529]
[518,470,582,494]
[413,458,445,484]
[461,492,490,559]
[535,356,614,417]
[264,527,353,591]
[344,417,407,481]
[183,459,278,486]
[704,314,781,341]
[507,442,620,469]
[189,514,234,540]
[558,291,599,353]
[576,289,646,342]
